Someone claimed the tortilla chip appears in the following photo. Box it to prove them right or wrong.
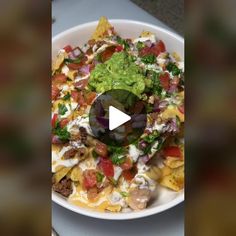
[53,167,71,183]
[145,166,161,181]
[70,166,83,182]
[172,52,181,61]
[106,205,122,212]
[160,166,184,191]
[161,105,184,122]
[140,31,154,37]
[92,16,113,40]
[164,157,184,169]
[52,50,67,72]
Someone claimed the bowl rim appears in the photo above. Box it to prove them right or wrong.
[52,19,184,220]
[52,191,184,220]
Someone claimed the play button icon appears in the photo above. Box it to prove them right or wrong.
[89,89,147,146]
[109,106,131,131]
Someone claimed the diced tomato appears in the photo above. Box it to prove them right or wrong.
[139,46,152,57]
[95,142,108,157]
[67,63,82,70]
[51,86,60,100]
[120,158,133,170]
[85,91,96,105]
[99,158,114,177]
[122,166,137,181]
[67,55,88,70]
[152,40,166,56]
[140,40,166,57]
[51,113,58,128]
[59,118,69,128]
[115,45,123,52]
[159,72,170,90]
[63,45,73,53]
[51,135,63,144]
[163,146,182,158]
[100,46,116,62]
[71,90,86,106]
[71,90,79,102]
[52,74,67,84]
[74,79,88,90]
[77,91,86,106]
[178,104,184,114]
[89,62,96,72]
[83,170,97,189]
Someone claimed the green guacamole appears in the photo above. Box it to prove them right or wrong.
[89,52,146,96]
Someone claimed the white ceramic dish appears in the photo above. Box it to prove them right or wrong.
[52,19,184,220]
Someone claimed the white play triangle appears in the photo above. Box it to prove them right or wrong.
[109,106,131,131]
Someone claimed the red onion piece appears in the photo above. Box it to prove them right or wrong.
[139,155,150,164]
[96,117,109,129]
[159,100,168,109]
[68,52,76,60]
[52,135,63,144]
[138,140,148,150]
[163,118,179,134]
[144,40,153,48]
[79,65,90,75]
[168,84,177,93]
[153,100,160,112]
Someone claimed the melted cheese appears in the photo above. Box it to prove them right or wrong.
[78,156,97,171]
[68,185,119,211]
[67,115,93,136]
[52,146,79,172]
[108,191,127,207]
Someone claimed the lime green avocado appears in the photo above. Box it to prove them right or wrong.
[89,52,146,96]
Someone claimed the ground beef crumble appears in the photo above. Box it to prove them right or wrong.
[52,177,73,197]
[79,127,87,143]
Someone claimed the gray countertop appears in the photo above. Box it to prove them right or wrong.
[131,0,184,36]
[52,1,184,235]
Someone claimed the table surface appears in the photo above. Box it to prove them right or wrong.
[52,1,184,235]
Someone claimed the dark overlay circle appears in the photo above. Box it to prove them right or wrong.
[89,89,147,146]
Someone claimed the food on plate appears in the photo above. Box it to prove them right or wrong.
[52,17,184,212]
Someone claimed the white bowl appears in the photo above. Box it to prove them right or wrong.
[52,19,184,220]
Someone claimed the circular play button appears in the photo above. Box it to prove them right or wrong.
[89,89,147,146]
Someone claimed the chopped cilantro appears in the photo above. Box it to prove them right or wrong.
[64,57,82,64]
[111,153,125,165]
[108,146,126,165]
[108,146,125,154]
[136,41,145,50]
[58,103,68,115]
[143,144,152,155]
[120,191,128,197]
[142,132,163,154]
[92,149,98,159]
[166,62,181,76]
[141,54,156,64]
[53,124,70,142]
[116,36,130,50]
[62,92,71,101]
[143,131,159,143]
[95,53,102,62]
[146,103,153,113]
[149,71,162,96]
[128,54,137,62]
[96,172,104,182]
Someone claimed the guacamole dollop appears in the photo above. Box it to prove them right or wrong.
[89,52,145,96]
